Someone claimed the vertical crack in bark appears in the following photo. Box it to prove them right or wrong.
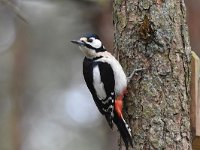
[179,0,191,101]
[167,47,173,77]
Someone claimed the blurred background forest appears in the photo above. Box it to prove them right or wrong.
[0,0,199,150]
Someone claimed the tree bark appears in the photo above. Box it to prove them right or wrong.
[113,0,192,149]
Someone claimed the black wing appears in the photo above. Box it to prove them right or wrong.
[83,57,115,128]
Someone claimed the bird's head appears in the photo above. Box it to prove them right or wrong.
[71,34,106,59]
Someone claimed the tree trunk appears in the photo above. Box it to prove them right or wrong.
[113,0,192,149]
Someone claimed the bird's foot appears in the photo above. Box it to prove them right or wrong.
[127,68,145,83]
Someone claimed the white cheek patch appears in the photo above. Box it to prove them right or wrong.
[87,38,102,49]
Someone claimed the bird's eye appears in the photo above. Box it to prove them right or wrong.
[87,38,93,42]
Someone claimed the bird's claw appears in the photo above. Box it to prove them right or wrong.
[127,67,145,83]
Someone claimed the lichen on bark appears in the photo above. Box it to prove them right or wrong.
[113,0,192,149]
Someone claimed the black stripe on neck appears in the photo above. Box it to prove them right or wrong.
[93,56,103,61]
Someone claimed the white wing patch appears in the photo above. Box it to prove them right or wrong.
[94,51,127,95]
[93,66,107,100]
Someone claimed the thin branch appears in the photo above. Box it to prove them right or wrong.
[1,0,28,24]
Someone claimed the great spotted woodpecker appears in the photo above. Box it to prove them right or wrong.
[71,34,136,149]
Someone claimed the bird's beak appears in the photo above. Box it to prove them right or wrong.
[71,40,85,46]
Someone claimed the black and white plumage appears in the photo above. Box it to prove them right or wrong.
[71,34,133,149]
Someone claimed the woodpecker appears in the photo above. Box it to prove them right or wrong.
[71,34,134,149]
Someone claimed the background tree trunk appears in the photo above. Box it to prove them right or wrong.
[113,0,192,149]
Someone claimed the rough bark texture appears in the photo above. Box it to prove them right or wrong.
[113,0,192,149]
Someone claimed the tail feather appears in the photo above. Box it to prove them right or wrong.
[114,113,133,149]
[105,114,113,129]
